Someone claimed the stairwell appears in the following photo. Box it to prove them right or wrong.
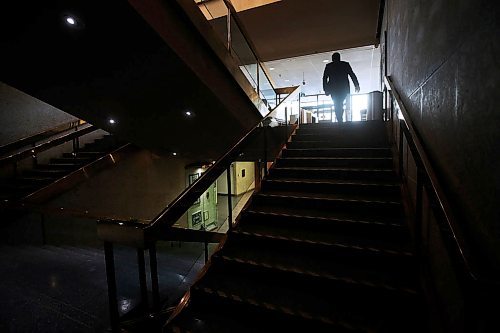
[166,120,427,332]
[0,134,124,202]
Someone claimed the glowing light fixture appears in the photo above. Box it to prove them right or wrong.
[172,152,177,156]
[185,111,192,116]
[66,17,76,25]
[269,67,275,70]
[109,119,116,124]
[323,59,329,63]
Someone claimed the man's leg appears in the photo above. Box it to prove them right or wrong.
[332,93,347,122]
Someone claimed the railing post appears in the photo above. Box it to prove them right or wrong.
[40,213,46,245]
[415,167,424,258]
[284,106,288,144]
[137,248,149,310]
[148,243,161,312]
[263,127,268,177]
[226,7,231,51]
[226,165,233,231]
[73,125,79,152]
[298,94,302,125]
[399,120,405,179]
[254,160,262,192]
[31,144,37,168]
[204,239,209,264]
[104,242,120,333]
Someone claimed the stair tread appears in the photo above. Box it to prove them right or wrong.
[273,166,393,172]
[173,298,350,333]
[264,177,399,187]
[230,229,413,258]
[285,147,391,151]
[246,203,402,224]
[255,190,401,204]
[216,253,417,294]
[243,208,404,228]
[280,156,392,160]
[192,262,419,331]
[238,212,411,251]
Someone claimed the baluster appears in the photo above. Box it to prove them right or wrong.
[226,166,233,231]
[137,248,148,310]
[149,243,160,312]
[104,242,120,333]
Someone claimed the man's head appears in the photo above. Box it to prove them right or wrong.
[332,52,341,62]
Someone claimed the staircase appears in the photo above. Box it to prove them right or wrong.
[0,134,123,201]
[166,121,427,332]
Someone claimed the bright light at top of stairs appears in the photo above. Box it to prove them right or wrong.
[197,0,281,20]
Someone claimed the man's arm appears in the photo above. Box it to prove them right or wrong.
[347,64,360,93]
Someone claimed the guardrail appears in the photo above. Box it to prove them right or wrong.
[383,75,499,331]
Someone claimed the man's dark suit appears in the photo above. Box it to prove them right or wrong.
[323,60,360,122]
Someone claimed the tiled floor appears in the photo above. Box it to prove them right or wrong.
[0,242,207,332]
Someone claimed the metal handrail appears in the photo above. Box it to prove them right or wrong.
[97,85,301,247]
[384,75,490,283]
[220,0,277,91]
[0,124,96,165]
[0,120,82,155]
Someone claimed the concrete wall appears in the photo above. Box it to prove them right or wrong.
[0,82,77,146]
[384,0,500,269]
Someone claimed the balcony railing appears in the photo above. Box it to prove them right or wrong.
[196,0,278,115]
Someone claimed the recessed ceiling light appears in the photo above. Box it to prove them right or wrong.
[185,111,192,116]
[172,152,177,156]
[269,67,275,70]
[66,17,76,25]
[109,119,116,124]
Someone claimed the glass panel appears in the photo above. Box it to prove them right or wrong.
[299,94,333,123]
[172,161,255,233]
[197,0,228,45]
[258,64,276,110]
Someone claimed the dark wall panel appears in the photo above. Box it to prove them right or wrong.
[385,0,500,268]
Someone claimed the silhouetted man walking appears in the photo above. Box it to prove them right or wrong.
[323,52,360,122]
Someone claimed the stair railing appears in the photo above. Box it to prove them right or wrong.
[0,119,82,156]
[0,123,97,179]
[383,75,499,331]
[97,85,300,333]
[193,0,278,114]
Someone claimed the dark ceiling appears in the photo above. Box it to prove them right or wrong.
[0,0,261,160]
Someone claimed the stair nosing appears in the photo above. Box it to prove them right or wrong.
[273,166,393,172]
[219,254,417,295]
[232,230,413,257]
[192,285,363,331]
[244,209,403,228]
[264,178,399,187]
[255,192,401,205]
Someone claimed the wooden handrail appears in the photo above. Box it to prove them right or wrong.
[384,75,478,280]
[0,124,96,165]
[0,120,82,155]
[97,86,301,246]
